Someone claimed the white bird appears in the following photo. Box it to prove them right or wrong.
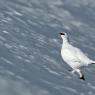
[59,32,95,80]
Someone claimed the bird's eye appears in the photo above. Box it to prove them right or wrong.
[59,32,65,35]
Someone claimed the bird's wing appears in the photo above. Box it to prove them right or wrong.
[72,47,92,64]
[61,46,79,62]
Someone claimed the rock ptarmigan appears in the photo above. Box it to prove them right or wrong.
[59,32,95,80]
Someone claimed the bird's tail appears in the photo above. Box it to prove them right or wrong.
[91,61,95,64]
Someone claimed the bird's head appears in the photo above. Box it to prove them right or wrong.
[59,32,68,39]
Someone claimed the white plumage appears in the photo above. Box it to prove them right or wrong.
[60,32,95,80]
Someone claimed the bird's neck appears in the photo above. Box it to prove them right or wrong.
[62,37,70,47]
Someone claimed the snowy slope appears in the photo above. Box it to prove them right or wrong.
[0,0,95,95]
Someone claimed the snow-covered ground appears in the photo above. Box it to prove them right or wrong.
[0,0,95,95]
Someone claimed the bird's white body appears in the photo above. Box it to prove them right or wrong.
[61,44,93,69]
[60,32,95,80]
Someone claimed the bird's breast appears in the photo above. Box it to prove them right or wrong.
[61,48,78,62]
[61,49,83,68]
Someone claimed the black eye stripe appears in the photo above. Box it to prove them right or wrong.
[60,33,65,35]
